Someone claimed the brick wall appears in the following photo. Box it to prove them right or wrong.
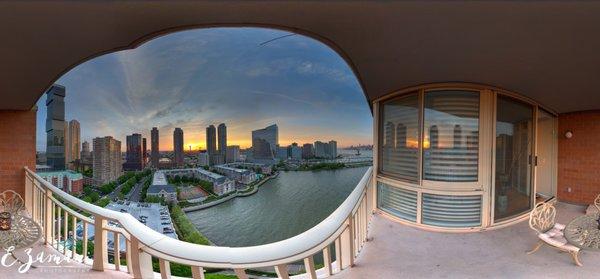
[558,111,600,205]
[0,110,36,197]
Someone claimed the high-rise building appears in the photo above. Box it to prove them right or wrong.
[251,124,278,159]
[328,140,338,159]
[302,143,314,159]
[218,123,227,162]
[80,141,92,164]
[124,133,143,171]
[198,152,209,167]
[206,125,217,165]
[93,136,122,186]
[276,145,288,160]
[45,84,66,171]
[314,141,327,158]
[226,145,240,163]
[288,142,302,160]
[151,127,159,168]
[64,119,80,169]
[142,137,147,168]
[313,140,338,159]
[173,128,184,167]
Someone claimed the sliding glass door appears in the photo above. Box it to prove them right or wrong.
[494,96,534,221]
[536,109,557,200]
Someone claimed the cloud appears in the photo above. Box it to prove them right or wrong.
[36,27,372,151]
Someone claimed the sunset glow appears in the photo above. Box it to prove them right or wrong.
[35,27,372,152]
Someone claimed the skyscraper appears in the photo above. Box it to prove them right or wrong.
[328,140,338,159]
[65,119,80,169]
[217,123,227,162]
[173,128,184,167]
[142,137,147,168]
[151,127,159,168]
[124,133,143,171]
[251,124,278,160]
[226,145,240,163]
[45,84,66,170]
[80,141,92,164]
[93,136,122,186]
[206,125,217,165]
[289,142,302,160]
[302,143,314,159]
[314,141,327,158]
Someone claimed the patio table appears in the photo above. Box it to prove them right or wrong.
[565,212,600,251]
[0,214,42,250]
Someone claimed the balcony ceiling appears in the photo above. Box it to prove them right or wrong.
[2,1,600,113]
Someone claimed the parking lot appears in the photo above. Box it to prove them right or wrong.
[81,201,178,252]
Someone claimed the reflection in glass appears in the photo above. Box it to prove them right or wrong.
[494,96,533,221]
[379,93,420,182]
[423,91,479,182]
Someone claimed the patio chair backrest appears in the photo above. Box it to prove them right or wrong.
[529,202,556,234]
[0,190,25,215]
[595,194,600,212]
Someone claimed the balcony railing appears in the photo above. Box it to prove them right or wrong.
[23,166,374,279]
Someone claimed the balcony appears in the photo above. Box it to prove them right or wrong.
[6,168,600,278]
[4,1,600,278]
[14,167,375,278]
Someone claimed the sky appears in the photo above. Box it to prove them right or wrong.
[36,27,372,151]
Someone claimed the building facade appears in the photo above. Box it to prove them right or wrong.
[313,140,337,159]
[213,164,257,185]
[65,119,80,169]
[92,136,122,186]
[142,137,147,168]
[288,143,302,160]
[276,146,288,160]
[328,140,338,159]
[124,133,143,171]
[37,170,84,194]
[80,141,91,164]
[226,145,240,163]
[45,84,66,171]
[206,125,218,165]
[217,123,227,162]
[158,168,235,196]
[173,128,184,167]
[302,143,314,159]
[151,127,159,168]
[197,151,209,167]
[251,124,278,160]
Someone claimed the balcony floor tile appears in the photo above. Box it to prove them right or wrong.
[331,202,600,279]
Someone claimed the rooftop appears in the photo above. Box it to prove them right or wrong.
[214,164,252,174]
[147,184,176,194]
[152,171,168,185]
[37,170,83,180]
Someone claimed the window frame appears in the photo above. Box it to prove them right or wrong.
[377,87,488,191]
[421,88,484,191]
[377,91,421,184]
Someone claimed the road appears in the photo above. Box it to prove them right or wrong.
[128,176,150,202]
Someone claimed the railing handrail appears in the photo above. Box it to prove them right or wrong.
[24,166,373,268]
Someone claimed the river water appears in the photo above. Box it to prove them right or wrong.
[186,166,370,247]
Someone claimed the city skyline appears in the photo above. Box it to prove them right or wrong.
[34,27,372,151]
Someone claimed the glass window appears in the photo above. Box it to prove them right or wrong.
[379,93,420,182]
[494,95,533,221]
[423,90,479,182]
